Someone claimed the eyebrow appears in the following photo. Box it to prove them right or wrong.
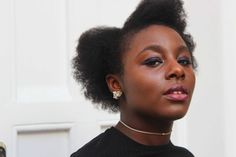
[176,45,190,53]
[138,45,163,55]
[137,44,189,57]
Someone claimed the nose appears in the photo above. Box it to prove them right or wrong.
[165,61,185,80]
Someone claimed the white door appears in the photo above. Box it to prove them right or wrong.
[0,0,186,157]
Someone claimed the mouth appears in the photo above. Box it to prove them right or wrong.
[163,85,189,102]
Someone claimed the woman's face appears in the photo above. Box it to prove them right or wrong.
[120,25,195,120]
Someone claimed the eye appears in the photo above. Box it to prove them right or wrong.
[143,57,163,67]
[178,57,192,66]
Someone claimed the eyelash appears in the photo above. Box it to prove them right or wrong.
[143,57,163,67]
[143,57,192,67]
[177,57,192,66]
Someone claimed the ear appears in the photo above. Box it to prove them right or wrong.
[105,74,122,92]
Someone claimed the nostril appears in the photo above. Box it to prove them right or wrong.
[169,73,177,79]
[165,63,185,80]
[179,74,185,80]
[167,70,185,80]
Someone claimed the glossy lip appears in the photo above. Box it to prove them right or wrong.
[163,85,189,102]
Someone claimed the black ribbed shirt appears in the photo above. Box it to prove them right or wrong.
[71,127,194,157]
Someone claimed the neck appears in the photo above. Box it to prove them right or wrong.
[119,120,172,136]
[115,116,173,146]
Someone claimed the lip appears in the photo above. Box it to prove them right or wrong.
[163,85,189,102]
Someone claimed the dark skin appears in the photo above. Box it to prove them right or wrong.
[106,25,195,146]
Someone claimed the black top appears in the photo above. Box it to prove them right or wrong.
[71,127,194,157]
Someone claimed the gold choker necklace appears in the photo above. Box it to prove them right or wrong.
[119,120,172,136]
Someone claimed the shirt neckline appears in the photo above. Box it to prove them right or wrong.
[109,126,174,151]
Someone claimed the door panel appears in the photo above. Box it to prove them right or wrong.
[15,123,72,157]
[0,1,187,157]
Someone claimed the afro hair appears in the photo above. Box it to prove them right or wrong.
[72,0,196,112]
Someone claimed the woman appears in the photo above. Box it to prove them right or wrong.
[71,0,197,156]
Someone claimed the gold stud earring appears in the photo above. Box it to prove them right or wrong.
[113,91,122,99]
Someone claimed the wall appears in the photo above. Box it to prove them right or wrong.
[221,0,236,157]
[1,0,236,157]
[184,0,224,157]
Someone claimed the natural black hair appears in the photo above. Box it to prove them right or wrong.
[72,0,196,112]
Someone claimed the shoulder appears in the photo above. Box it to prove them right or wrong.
[70,128,115,157]
[170,144,194,157]
[70,133,105,157]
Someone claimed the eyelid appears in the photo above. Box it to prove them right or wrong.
[143,57,162,63]
[143,57,163,67]
[178,54,191,59]
[177,56,192,65]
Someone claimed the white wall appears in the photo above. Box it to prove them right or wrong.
[184,0,224,157]
[221,0,236,157]
[186,0,236,156]
[0,0,235,157]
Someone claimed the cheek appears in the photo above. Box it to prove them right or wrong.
[188,71,196,92]
[122,69,164,107]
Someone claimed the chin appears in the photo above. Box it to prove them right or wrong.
[154,105,189,121]
[168,113,187,121]
[165,109,189,121]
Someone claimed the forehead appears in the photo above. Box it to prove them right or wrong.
[127,25,186,51]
